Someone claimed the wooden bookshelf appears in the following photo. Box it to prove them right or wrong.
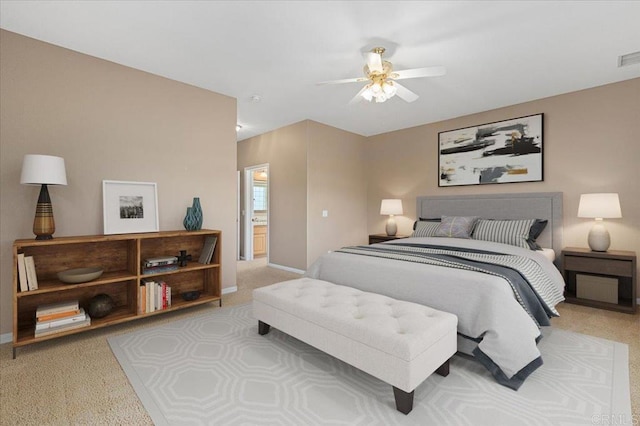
[12,229,221,358]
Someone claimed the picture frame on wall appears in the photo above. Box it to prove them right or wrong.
[102,180,159,235]
[438,113,543,187]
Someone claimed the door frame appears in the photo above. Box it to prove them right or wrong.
[243,163,269,261]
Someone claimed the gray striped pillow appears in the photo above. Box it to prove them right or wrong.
[411,221,440,237]
[472,219,536,249]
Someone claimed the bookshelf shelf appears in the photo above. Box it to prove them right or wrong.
[12,229,222,358]
[16,271,138,297]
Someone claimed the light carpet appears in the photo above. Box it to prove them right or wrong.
[108,303,631,426]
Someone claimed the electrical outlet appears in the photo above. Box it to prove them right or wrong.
[322,210,328,217]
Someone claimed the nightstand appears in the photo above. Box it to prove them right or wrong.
[561,247,637,314]
[369,234,409,244]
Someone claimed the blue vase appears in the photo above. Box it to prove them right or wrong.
[191,197,203,230]
[183,207,199,231]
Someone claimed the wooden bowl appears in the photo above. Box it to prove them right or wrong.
[57,267,104,284]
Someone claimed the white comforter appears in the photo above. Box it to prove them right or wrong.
[305,237,565,388]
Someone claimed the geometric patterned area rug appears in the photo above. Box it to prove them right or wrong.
[108,303,631,426]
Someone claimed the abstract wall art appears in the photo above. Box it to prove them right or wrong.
[438,113,543,187]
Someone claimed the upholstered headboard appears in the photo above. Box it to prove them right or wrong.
[416,192,563,261]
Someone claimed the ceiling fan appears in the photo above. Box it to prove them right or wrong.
[318,47,445,104]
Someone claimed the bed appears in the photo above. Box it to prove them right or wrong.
[305,192,565,390]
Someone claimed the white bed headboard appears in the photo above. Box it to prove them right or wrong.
[416,192,563,261]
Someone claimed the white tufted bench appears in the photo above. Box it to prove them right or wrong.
[252,277,458,414]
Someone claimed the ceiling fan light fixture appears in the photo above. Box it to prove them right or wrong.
[361,85,374,102]
[359,80,397,103]
[382,81,397,97]
[321,45,445,105]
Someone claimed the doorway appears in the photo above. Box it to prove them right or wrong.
[243,164,269,261]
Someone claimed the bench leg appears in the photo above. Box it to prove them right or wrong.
[435,359,450,377]
[258,321,271,335]
[393,387,414,415]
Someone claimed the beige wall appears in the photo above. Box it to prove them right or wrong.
[366,78,640,295]
[0,30,238,336]
[237,120,368,270]
[306,121,368,265]
[237,121,308,270]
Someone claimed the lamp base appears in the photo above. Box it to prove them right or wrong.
[33,184,56,240]
[386,216,397,236]
[587,221,610,252]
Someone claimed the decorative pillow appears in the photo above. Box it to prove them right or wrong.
[412,217,440,231]
[527,219,548,250]
[472,218,536,249]
[411,221,441,237]
[434,216,479,239]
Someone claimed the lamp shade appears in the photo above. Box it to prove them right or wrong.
[577,193,621,219]
[20,154,67,186]
[380,199,403,216]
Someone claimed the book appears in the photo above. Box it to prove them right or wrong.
[142,264,179,275]
[147,280,155,312]
[160,282,167,310]
[139,285,146,314]
[143,256,178,268]
[145,256,178,264]
[36,300,79,317]
[17,253,28,292]
[35,309,87,331]
[198,236,217,264]
[24,256,39,291]
[37,309,81,323]
[156,282,162,310]
[142,280,153,313]
[34,316,91,338]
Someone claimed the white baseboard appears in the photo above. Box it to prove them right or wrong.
[267,263,305,275]
[222,286,238,295]
[0,332,12,344]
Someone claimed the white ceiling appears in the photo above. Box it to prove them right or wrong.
[1,1,639,141]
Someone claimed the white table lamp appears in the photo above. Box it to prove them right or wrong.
[577,193,622,252]
[20,154,68,240]
[380,199,403,236]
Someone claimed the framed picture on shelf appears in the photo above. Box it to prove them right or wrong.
[102,180,159,235]
[438,113,543,187]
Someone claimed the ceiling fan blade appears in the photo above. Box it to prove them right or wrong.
[348,85,369,105]
[317,76,368,85]
[394,82,419,103]
[392,66,446,80]
[365,52,383,73]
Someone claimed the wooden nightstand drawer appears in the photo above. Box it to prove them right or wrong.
[563,256,633,277]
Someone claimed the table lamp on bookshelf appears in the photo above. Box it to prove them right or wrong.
[20,154,68,240]
[577,193,622,252]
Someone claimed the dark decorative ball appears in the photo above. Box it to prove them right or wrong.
[181,290,200,301]
[88,293,114,318]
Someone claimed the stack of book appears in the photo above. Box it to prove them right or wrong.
[16,253,38,292]
[139,279,172,314]
[198,236,218,264]
[142,256,179,275]
[35,300,91,337]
